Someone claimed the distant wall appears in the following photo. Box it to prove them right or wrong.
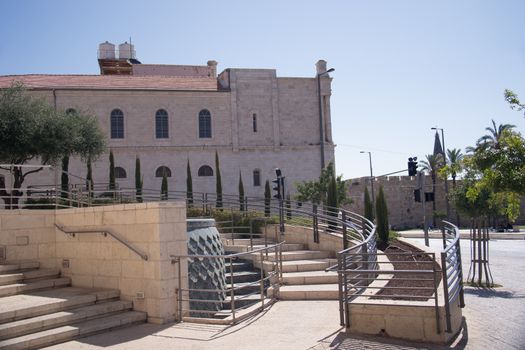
[345,175,456,230]
[0,202,188,324]
[346,175,525,228]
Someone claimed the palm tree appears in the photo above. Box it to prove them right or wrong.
[447,148,463,226]
[446,148,463,188]
[476,119,515,150]
[420,154,444,227]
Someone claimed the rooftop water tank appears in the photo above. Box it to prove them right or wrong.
[118,42,135,60]
[98,41,115,59]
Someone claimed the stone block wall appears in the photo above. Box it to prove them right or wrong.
[346,176,458,229]
[0,202,188,324]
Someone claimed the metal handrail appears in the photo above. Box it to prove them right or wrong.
[170,242,285,261]
[54,224,148,261]
[440,220,465,333]
[171,241,284,324]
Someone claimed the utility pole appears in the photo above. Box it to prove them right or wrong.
[418,171,429,246]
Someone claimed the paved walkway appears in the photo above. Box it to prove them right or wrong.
[46,239,525,350]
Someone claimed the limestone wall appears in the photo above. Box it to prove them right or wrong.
[0,202,188,324]
[346,176,457,229]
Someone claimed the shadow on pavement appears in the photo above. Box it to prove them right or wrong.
[310,318,470,350]
[464,287,525,299]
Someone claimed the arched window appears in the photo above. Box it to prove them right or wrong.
[253,169,261,187]
[110,109,124,139]
[65,108,77,115]
[155,109,169,139]
[198,165,213,177]
[252,113,257,132]
[155,166,172,178]
[115,167,127,179]
[198,109,212,138]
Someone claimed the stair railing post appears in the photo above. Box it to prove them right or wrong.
[230,257,236,323]
[260,251,265,309]
[313,204,319,243]
[342,211,348,250]
[441,251,452,333]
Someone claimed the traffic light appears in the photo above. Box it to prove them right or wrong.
[272,178,282,200]
[408,157,418,176]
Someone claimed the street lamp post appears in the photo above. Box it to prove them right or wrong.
[431,127,450,220]
[360,151,375,204]
[317,68,334,169]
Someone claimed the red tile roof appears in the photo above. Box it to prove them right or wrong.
[0,74,219,91]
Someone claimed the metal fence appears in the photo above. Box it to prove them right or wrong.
[333,220,465,334]
[441,220,465,333]
[170,242,284,324]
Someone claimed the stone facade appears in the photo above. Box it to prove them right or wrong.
[0,202,189,324]
[345,175,455,230]
[0,45,335,199]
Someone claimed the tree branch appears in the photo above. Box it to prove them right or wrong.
[22,167,43,180]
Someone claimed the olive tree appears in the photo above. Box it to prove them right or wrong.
[0,83,105,208]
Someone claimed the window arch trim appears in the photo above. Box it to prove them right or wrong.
[198,165,214,177]
[253,169,261,187]
[110,108,124,139]
[115,167,127,179]
[198,109,212,138]
[155,166,172,178]
[155,109,169,139]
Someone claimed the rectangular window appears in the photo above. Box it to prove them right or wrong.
[252,114,257,132]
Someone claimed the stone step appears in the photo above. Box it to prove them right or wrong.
[257,259,337,273]
[0,300,133,341]
[225,262,253,272]
[282,271,339,285]
[265,250,331,262]
[225,281,262,295]
[278,284,340,300]
[0,287,120,324]
[0,262,39,274]
[223,243,305,253]
[0,269,61,287]
[226,271,260,284]
[222,293,262,309]
[0,311,146,350]
[0,277,71,297]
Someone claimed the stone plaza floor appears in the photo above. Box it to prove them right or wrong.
[45,238,525,350]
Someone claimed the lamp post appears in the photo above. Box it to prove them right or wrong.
[431,127,450,220]
[360,151,375,203]
[317,68,334,169]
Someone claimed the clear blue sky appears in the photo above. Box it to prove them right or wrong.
[1,0,524,179]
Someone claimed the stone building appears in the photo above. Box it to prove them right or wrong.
[0,41,335,197]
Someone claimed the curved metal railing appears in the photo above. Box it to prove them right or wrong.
[440,220,465,333]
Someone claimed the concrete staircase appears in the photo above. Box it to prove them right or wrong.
[222,239,340,300]
[0,262,146,349]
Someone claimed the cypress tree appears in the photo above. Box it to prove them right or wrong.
[135,156,143,203]
[86,155,94,196]
[161,170,168,200]
[215,151,223,208]
[109,150,115,191]
[186,159,193,207]
[61,156,69,199]
[364,186,374,222]
[326,171,339,231]
[238,171,245,211]
[375,186,390,244]
[264,180,271,217]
